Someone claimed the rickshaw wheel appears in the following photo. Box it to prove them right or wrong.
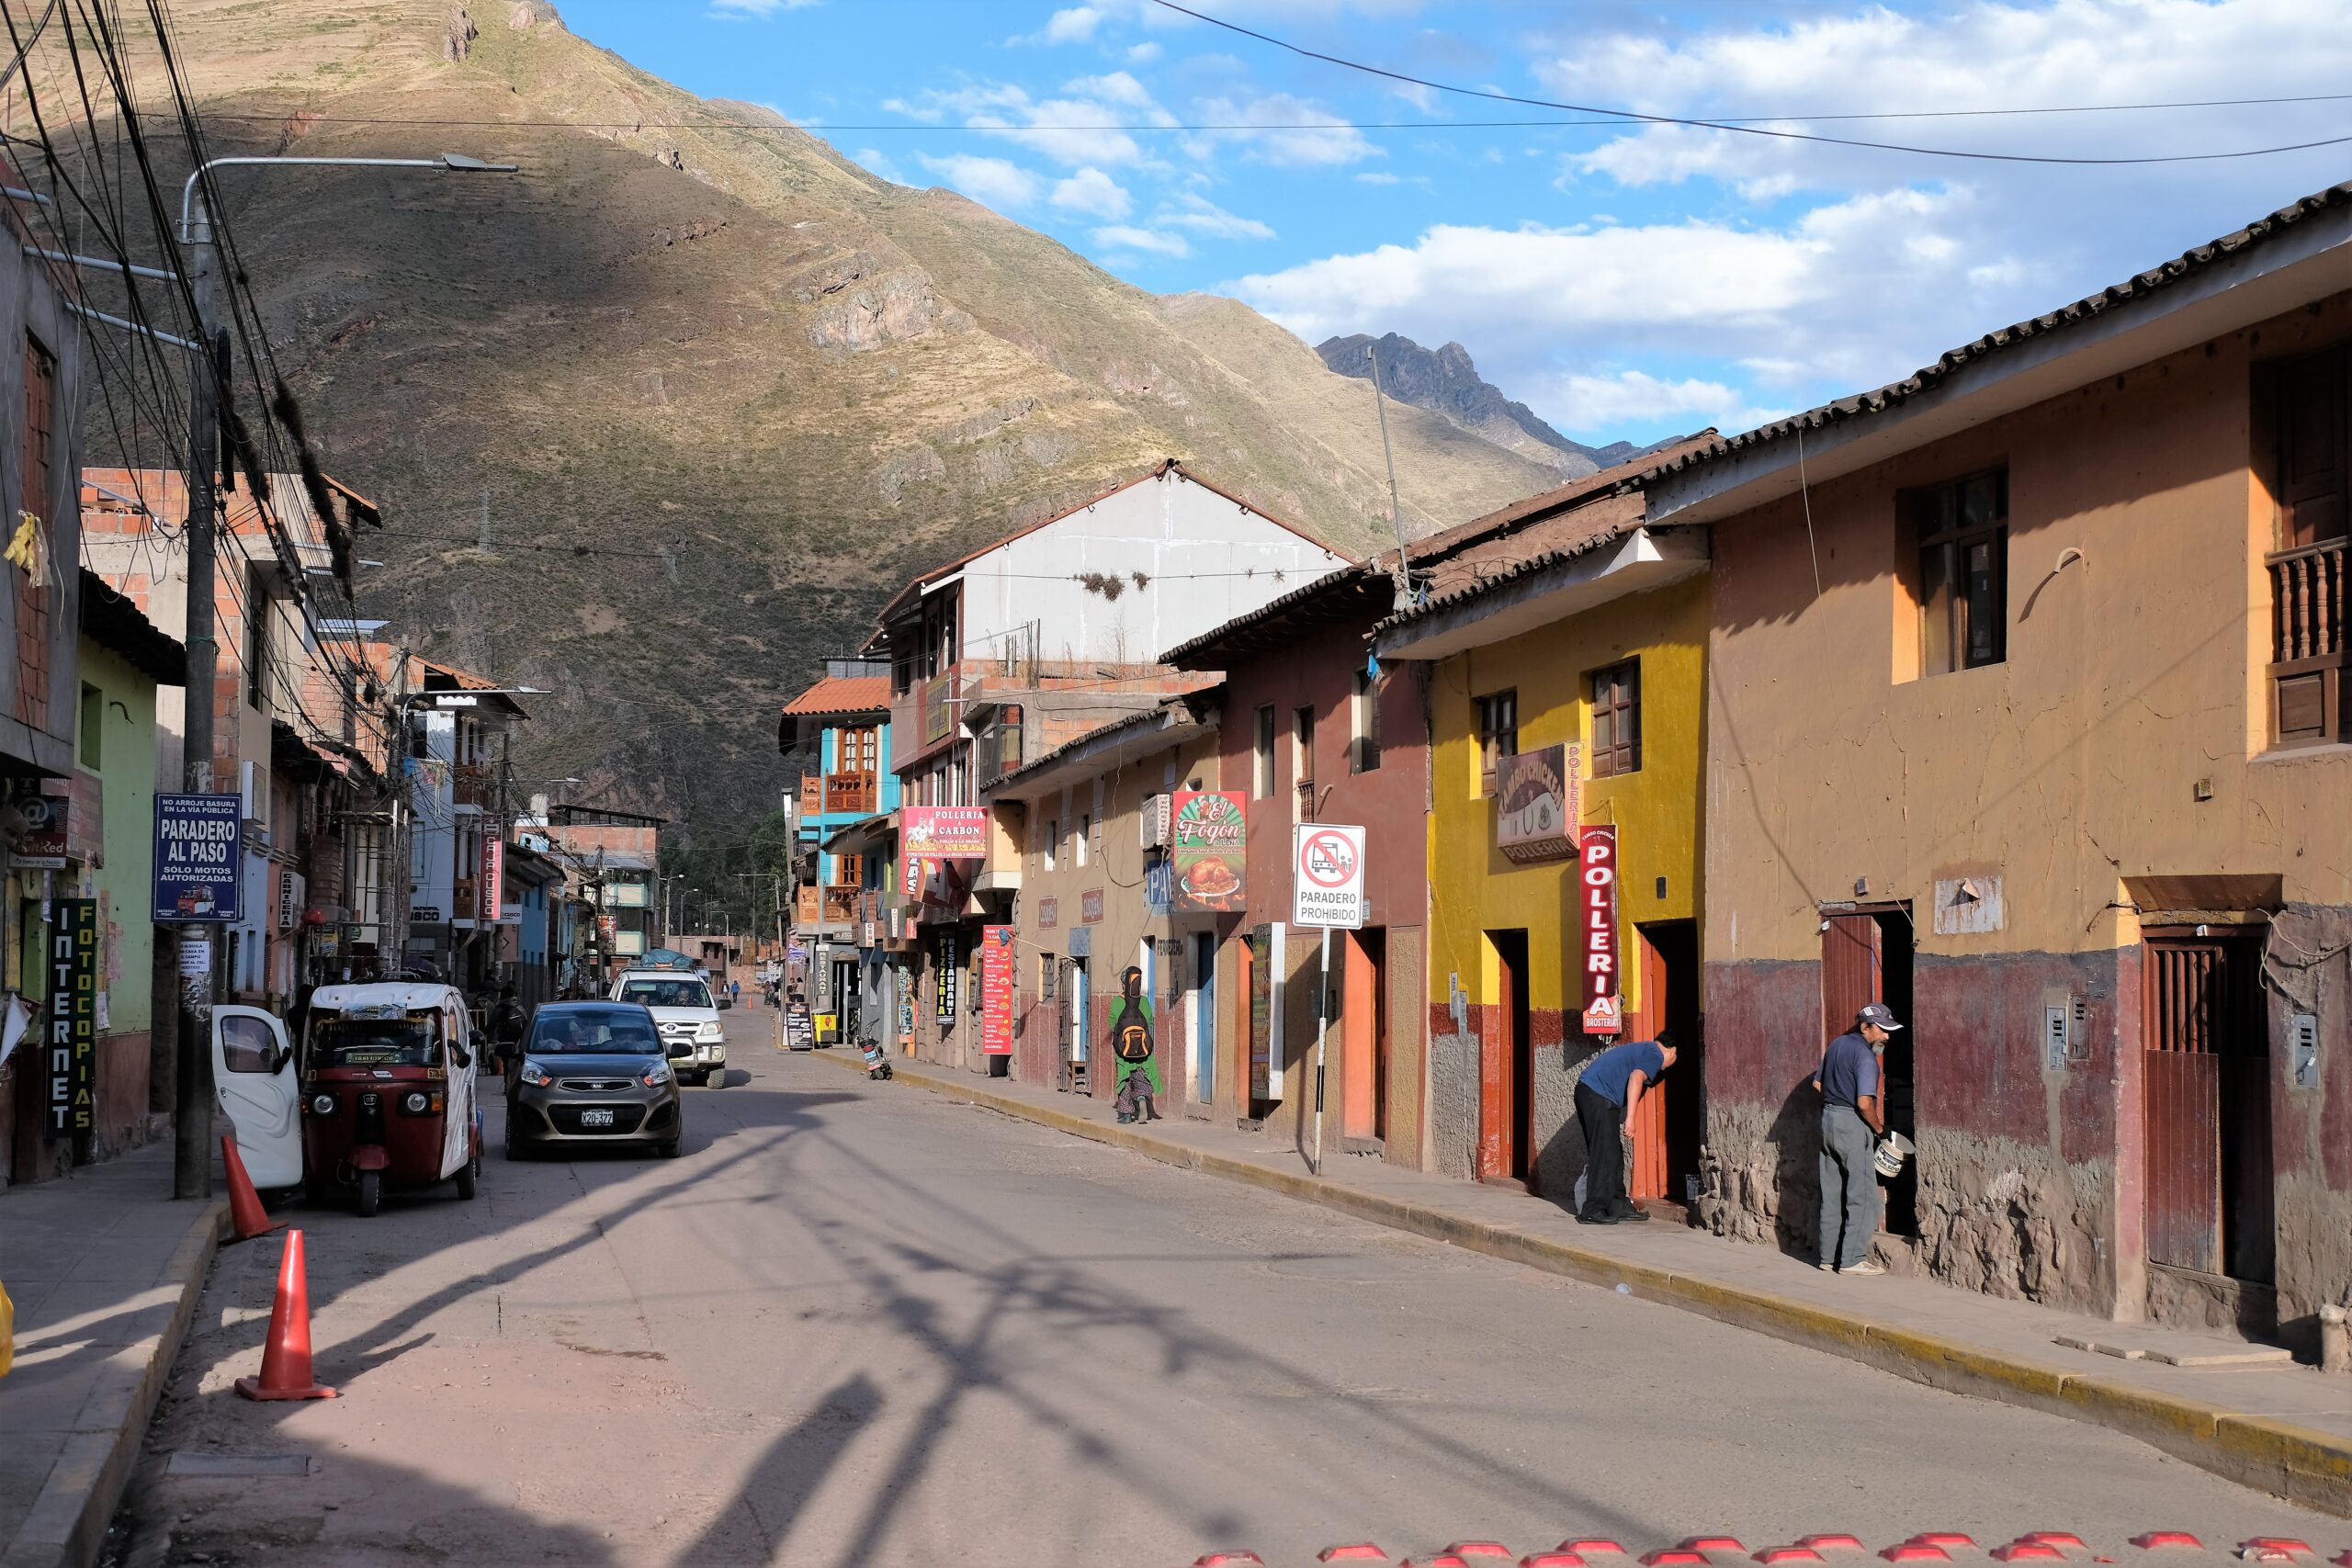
[456,1149,480,1201]
[356,1169,382,1217]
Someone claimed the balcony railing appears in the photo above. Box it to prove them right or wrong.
[2268,536,2347,745]
[795,886,820,926]
[452,876,480,921]
[798,772,877,817]
[820,886,860,923]
[452,763,495,809]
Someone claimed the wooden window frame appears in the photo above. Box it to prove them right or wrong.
[1476,689,1518,796]
[1903,468,2009,677]
[1292,705,1316,819]
[1589,659,1642,778]
[2260,344,2352,747]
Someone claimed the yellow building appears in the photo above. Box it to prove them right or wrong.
[1374,456,1711,1204]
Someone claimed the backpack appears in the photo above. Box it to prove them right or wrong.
[1113,1009,1152,1063]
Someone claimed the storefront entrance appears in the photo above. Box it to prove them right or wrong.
[2142,929,2274,1284]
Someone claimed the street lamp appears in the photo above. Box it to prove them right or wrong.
[168,150,519,1201]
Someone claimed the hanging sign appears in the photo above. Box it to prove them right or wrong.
[900,806,987,897]
[1291,823,1365,930]
[1170,790,1247,911]
[1142,852,1173,917]
[153,793,243,921]
[45,898,97,1137]
[979,925,1013,1055]
[482,836,506,920]
[8,776,69,868]
[1579,825,1623,1036]
[934,932,960,1024]
[1495,743,1581,865]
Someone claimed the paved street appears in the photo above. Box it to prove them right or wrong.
[111,1013,2343,1567]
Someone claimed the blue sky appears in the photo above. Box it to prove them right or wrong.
[554,0,2352,447]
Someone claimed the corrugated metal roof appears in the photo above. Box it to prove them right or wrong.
[1649,181,2352,486]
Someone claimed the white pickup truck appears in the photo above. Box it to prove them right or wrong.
[608,970,729,1086]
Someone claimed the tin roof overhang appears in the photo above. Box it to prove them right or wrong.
[1374,527,1708,662]
[984,704,1216,802]
[1647,186,2352,529]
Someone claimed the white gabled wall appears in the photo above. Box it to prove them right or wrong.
[959,468,1347,664]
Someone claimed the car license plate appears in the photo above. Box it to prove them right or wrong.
[580,1109,616,1128]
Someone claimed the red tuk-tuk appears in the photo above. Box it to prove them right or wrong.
[295,982,483,1215]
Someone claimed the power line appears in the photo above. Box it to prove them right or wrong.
[1148,0,2352,167]
[146,91,2352,136]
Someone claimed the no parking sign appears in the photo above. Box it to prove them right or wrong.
[1291,824,1366,930]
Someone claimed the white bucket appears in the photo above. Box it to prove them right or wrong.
[1872,1131,1916,1179]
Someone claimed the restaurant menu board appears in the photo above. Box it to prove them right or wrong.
[979,925,1014,1055]
[1249,921,1284,1103]
[1494,743,1581,865]
[1170,790,1247,912]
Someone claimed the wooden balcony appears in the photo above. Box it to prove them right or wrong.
[820,885,861,923]
[2269,536,2348,744]
[795,886,820,926]
[452,763,495,809]
[797,772,878,816]
[452,876,480,921]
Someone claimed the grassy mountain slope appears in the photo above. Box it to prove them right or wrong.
[121,0,1558,827]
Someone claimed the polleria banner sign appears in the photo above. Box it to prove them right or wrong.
[1494,742,1581,865]
[979,924,1014,1056]
[900,806,988,900]
[1579,825,1623,1036]
[1170,790,1247,912]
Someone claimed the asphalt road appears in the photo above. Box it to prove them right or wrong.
[109,1011,2346,1567]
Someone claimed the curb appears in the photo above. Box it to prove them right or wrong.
[819,1050,2352,1517]
[1,1197,228,1568]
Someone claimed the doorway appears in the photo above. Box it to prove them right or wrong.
[2143,930,2274,1283]
[1190,931,1216,1104]
[1481,929,1531,1185]
[1820,908,1917,1235]
[1631,920,1702,1204]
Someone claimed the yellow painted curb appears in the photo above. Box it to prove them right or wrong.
[808,1049,2352,1517]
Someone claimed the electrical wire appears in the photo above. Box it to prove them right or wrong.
[1148,0,2352,166]
[153,90,2352,135]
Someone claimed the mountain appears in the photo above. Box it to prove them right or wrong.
[89,0,1562,832]
[1316,333,1663,479]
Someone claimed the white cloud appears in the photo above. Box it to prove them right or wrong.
[917,153,1045,209]
[1540,370,1784,436]
[1125,40,1162,62]
[1230,188,2035,436]
[912,78,1174,168]
[1094,224,1192,257]
[1185,93,1377,167]
[1052,165,1134,219]
[1356,171,1400,185]
[709,0,819,15]
[1159,193,1273,240]
[1034,5,1102,42]
[852,148,907,185]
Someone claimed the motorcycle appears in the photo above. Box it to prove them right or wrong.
[859,1035,893,1081]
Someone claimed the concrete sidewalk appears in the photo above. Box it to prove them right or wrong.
[0,1143,225,1568]
[815,1049,2352,1516]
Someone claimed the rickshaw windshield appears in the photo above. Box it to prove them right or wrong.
[311,1015,438,1069]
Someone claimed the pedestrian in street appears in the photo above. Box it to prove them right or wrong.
[1573,1031,1679,1225]
[1816,1002,1899,1276]
[488,983,527,1075]
[730,977,741,1006]
[1107,964,1161,1123]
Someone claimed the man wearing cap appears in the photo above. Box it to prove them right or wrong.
[1816,1003,1899,1275]
[1573,1030,1679,1225]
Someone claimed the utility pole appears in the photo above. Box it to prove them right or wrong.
[172,212,221,1201]
[164,151,517,1200]
[1363,343,1416,609]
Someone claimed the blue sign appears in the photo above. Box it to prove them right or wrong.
[1143,852,1173,918]
[153,793,242,922]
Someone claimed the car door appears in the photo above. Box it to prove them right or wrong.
[212,1007,302,1188]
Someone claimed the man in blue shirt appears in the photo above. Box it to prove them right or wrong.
[1815,1002,1899,1275]
[1574,1031,1679,1224]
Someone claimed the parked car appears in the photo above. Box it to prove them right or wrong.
[507,1001,684,1159]
[607,969,729,1086]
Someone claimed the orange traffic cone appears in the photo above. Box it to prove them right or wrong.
[234,1230,338,1402]
[220,1135,287,1243]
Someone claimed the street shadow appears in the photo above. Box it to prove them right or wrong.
[671,1371,881,1563]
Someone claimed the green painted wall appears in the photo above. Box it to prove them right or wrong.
[75,636,160,1034]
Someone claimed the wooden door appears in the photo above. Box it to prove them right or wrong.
[2143,932,2273,1281]
[1821,913,1883,1044]
[1340,928,1380,1141]
[1627,922,1701,1202]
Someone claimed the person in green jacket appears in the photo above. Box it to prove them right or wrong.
[1109,964,1162,1122]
